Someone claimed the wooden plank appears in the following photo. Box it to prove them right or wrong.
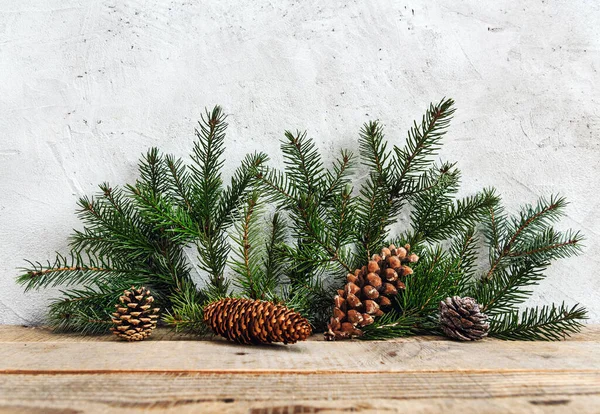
[1,339,599,373]
[0,372,599,413]
[0,326,599,413]
[2,397,598,414]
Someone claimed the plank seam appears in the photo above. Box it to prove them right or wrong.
[1,368,599,375]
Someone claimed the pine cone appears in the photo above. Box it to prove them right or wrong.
[203,298,312,345]
[439,296,489,341]
[111,287,160,341]
[325,244,419,340]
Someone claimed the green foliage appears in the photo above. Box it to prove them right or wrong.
[262,212,288,296]
[400,246,464,317]
[368,227,483,338]
[488,303,587,341]
[48,281,136,334]
[228,191,297,304]
[359,311,421,340]
[162,280,211,335]
[230,191,267,299]
[18,253,135,291]
[255,98,504,333]
[354,99,459,261]
[18,106,267,334]
[18,101,587,342]
[253,130,359,330]
[369,193,586,341]
[405,167,499,247]
[464,195,586,340]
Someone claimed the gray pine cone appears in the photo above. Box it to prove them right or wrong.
[439,296,489,341]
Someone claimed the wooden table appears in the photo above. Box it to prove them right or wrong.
[0,325,599,413]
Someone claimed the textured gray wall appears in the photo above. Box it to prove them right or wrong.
[1,1,599,324]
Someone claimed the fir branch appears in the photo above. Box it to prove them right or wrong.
[322,150,355,204]
[360,311,421,340]
[188,106,227,227]
[48,281,139,334]
[407,186,499,248]
[294,196,353,272]
[475,237,582,316]
[474,195,584,316]
[509,195,569,244]
[359,121,391,180]
[400,246,465,316]
[215,152,269,231]
[262,212,288,298]
[474,260,547,315]
[72,190,155,263]
[17,253,136,291]
[328,185,356,255]
[355,121,394,260]
[114,183,194,294]
[98,183,141,224]
[164,154,194,211]
[285,279,333,331]
[427,188,499,240]
[230,191,266,299]
[257,170,353,272]
[138,147,169,196]
[448,226,479,294]
[405,163,460,246]
[355,99,457,259]
[279,284,314,319]
[509,228,583,262]
[255,166,299,205]
[391,98,456,198]
[354,175,390,261]
[163,281,211,335]
[148,238,192,291]
[255,131,356,275]
[282,130,325,197]
[489,303,587,341]
[485,195,572,280]
[277,242,333,273]
[196,231,231,296]
[483,199,508,258]
[127,183,200,243]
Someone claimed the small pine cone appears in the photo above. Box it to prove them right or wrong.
[111,286,160,342]
[203,298,312,345]
[439,296,489,341]
[325,243,419,340]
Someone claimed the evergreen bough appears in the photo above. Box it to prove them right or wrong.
[17,99,587,340]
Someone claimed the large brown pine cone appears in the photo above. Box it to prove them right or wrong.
[324,244,419,340]
[203,298,312,345]
[439,296,489,341]
[111,287,160,341]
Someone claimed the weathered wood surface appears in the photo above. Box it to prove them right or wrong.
[0,325,599,413]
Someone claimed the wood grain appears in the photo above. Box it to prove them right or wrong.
[0,326,197,342]
[2,338,600,373]
[0,372,599,413]
[0,325,598,413]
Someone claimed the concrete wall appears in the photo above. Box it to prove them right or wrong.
[1,0,599,324]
